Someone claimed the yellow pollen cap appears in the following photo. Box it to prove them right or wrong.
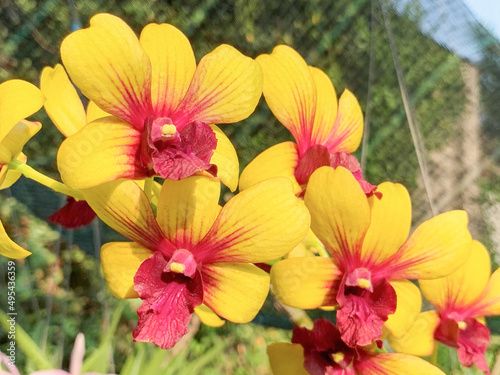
[458,321,467,330]
[332,352,345,364]
[161,124,177,136]
[357,278,372,289]
[170,262,185,274]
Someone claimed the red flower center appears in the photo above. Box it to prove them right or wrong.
[140,116,218,180]
[336,268,396,347]
[165,249,198,278]
[293,145,381,198]
[292,319,359,375]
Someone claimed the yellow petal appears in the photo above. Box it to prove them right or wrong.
[83,179,173,253]
[419,240,491,311]
[0,220,31,259]
[139,23,196,117]
[195,178,310,263]
[0,120,41,164]
[271,257,340,309]
[239,142,301,195]
[267,343,308,375]
[86,101,110,123]
[385,280,422,338]
[361,353,445,375]
[202,262,269,323]
[0,79,44,143]
[194,304,225,327]
[57,117,145,189]
[361,182,411,267]
[171,44,262,126]
[385,210,472,280]
[0,154,25,190]
[387,311,439,357]
[287,228,326,258]
[61,13,151,128]
[100,242,152,299]
[304,166,370,265]
[324,89,363,153]
[474,267,500,316]
[210,124,239,192]
[309,66,337,145]
[157,176,221,249]
[40,64,86,137]
[256,46,315,153]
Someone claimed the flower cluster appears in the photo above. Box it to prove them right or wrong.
[1,12,498,375]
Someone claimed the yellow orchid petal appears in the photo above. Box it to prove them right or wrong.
[157,176,221,249]
[40,64,86,137]
[287,228,326,258]
[387,310,439,357]
[83,179,173,253]
[385,210,472,280]
[171,44,262,126]
[271,257,340,309]
[239,142,301,195]
[256,45,315,152]
[304,166,370,265]
[361,182,411,266]
[57,117,145,189]
[202,262,269,323]
[210,124,239,192]
[474,267,500,316]
[324,89,363,153]
[61,13,151,127]
[361,353,445,375]
[419,240,491,311]
[0,220,31,259]
[86,101,110,123]
[0,153,25,190]
[195,178,310,263]
[385,280,422,338]
[0,120,41,164]
[0,79,44,143]
[139,23,196,117]
[194,304,225,327]
[309,66,338,145]
[100,242,152,299]
[267,343,308,375]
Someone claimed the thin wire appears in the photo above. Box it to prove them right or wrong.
[379,0,437,216]
[361,0,377,174]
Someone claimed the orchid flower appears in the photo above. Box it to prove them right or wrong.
[267,319,445,375]
[0,79,44,258]
[388,240,500,374]
[82,176,309,349]
[239,45,378,198]
[40,63,111,228]
[271,166,472,348]
[57,13,262,191]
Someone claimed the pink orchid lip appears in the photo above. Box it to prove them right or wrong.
[165,249,198,278]
[139,115,218,180]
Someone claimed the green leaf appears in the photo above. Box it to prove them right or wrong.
[0,309,53,370]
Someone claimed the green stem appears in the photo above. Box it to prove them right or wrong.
[150,179,161,200]
[144,178,153,201]
[8,160,84,200]
[429,341,439,366]
[316,246,330,258]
